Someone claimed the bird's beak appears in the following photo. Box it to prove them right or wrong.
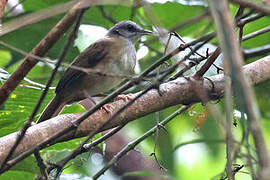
[140,29,152,35]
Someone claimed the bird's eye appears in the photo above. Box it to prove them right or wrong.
[127,24,135,32]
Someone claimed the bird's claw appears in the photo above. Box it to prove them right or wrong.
[101,104,113,114]
[114,93,134,102]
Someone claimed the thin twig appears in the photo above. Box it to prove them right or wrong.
[245,130,257,179]
[145,10,211,44]
[0,0,136,106]
[84,125,125,150]
[244,44,270,59]
[0,41,151,82]
[237,13,265,27]
[235,6,245,20]
[242,26,270,41]
[0,40,57,64]
[170,10,210,32]
[231,0,270,15]
[194,47,221,77]
[174,139,225,150]
[238,24,244,43]
[47,125,125,175]
[236,9,255,21]
[235,6,245,45]
[34,150,48,179]
[0,0,134,37]
[92,105,190,180]
[99,6,117,24]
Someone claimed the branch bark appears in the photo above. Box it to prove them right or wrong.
[0,55,269,166]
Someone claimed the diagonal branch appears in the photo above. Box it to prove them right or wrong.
[0,2,83,106]
[0,9,87,172]
[92,105,190,179]
[0,0,135,106]
[231,0,270,15]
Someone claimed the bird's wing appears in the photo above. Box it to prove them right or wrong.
[55,39,111,94]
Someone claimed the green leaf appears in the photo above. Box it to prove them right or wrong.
[0,171,35,180]
[0,85,51,137]
[122,170,163,177]
[242,16,270,49]
[44,133,103,151]
[22,0,70,11]
[11,155,40,174]
[200,115,222,157]
[45,137,87,151]
[0,155,39,180]
[45,150,92,177]
[157,130,175,176]
[0,15,79,69]
[0,50,11,68]
[150,2,206,30]
[0,83,84,137]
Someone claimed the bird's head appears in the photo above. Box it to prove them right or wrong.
[107,20,152,43]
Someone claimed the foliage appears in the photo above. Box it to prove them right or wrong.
[0,0,270,180]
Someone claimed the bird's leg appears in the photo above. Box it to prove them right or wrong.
[101,104,113,114]
[114,93,134,102]
[83,90,112,113]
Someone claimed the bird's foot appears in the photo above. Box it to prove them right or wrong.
[114,93,134,102]
[101,104,113,114]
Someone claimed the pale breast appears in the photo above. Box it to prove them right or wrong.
[106,38,136,75]
[83,37,137,95]
[118,41,136,75]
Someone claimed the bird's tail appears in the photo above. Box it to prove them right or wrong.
[37,96,65,123]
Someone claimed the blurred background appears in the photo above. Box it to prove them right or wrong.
[0,0,270,179]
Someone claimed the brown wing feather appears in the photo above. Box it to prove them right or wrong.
[55,39,110,94]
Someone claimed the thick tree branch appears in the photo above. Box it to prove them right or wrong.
[0,55,269,167]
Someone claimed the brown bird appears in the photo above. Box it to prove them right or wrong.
[37,20,152,123]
